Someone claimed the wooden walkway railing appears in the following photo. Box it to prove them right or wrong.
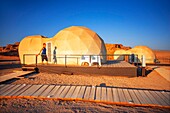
[0,84,169,108]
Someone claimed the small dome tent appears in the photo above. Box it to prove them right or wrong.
[113,49,132,60]
[114,49,127,60]
[128,46,156,63]
[19,35,50,64]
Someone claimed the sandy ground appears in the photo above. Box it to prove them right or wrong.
[0,98,169,113]
[153,50,170,64]
[12,69,170,90]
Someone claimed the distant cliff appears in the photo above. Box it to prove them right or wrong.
[0,42,131,57]
[105,43,131,60]
[0,42,20,56]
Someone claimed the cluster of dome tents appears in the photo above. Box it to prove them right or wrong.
[19,26,156,65]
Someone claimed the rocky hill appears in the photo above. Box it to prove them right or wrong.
[0,42,20,56]
[0,42,131,58]
[105,43,131,60]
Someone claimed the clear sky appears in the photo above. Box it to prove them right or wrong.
[0,0,170,50]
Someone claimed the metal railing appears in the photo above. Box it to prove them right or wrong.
[23,54,139,67]
[23,54,38,67]
[23,54,141,67]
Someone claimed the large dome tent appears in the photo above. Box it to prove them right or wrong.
[50,26,107,64]
[19,26,107,65]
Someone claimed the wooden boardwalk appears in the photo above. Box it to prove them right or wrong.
[0,84,169,108]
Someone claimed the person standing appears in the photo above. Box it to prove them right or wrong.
[37,43,48,64]
[53,46,57,64]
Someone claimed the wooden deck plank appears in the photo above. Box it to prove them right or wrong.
[1,85,21,96]
[0,71,33,82]
[0,84,5,89]
[133,90,147,104]
[31,85,48,96]
[83,86,91,100]
[122,89,133,104]
[0,85,16,95]
[65,86,76,98]
[101,87,107,101]
[46,85,60,98]
[148,90,167,106]
[20,85,42,96]
[15,85,32,96]
[154,91,170,106]
[161,91,170,100]
[112,88,120,102]
[0,84,12,92]
[39,85,55,97]
[95,87,101,101]
[0,84,11,91]
[89,86,96,100]
[71,86,81,99]
[8,85,28,96]
[128,89,141,104]
[117,88,126,102]
[76,86,86,99]
[138,90,154,104]
[107,87,113,102]
[143,90,160,105]
[58,86,71,98]
[53,86,66,98]
[138,90,153,104]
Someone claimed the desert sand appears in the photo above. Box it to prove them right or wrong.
[0,98,169,113]
[154,50,170,64]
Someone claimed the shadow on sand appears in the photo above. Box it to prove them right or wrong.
[0,72,38,84]
[137,66,159,77]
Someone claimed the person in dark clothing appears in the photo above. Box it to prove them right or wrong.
[53,46,57,64]
[37,43,48,64]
